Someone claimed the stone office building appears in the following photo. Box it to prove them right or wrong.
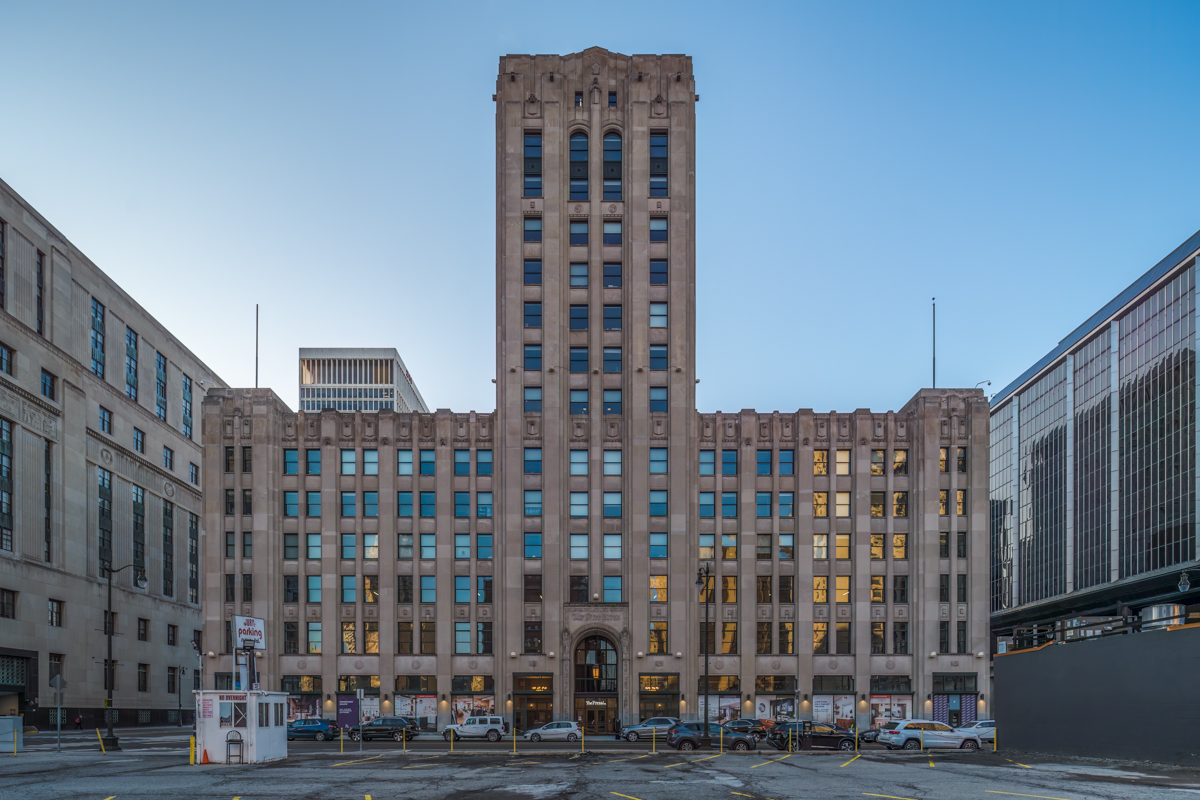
[0,178,225,727]
[201,48,990,733]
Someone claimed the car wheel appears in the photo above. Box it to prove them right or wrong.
[392,731,405,742]
[838,739,855,751]
[350,732,359,742]
[903,739,921,750]
[566,733,578,742]
[961,740,979,751]
[288,737,294,741]
[314,732,326,741]
[626,732,639,742]
[487,730,501,742]
[679,740,696,751]
[531,733,542,742]
[733,740,749,751]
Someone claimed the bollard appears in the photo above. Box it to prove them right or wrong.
[403,725,407,755]
[719,725,723,753]
[451,727,454,754]
[341,725,344,755]
[789,725,792,753]
[513,724,516,755]
[920,728,924,750]
[581,721,585,755]
[993,727,997,752]
[96,728,106,755]
[190,736,196,765]
[652,725,655,755]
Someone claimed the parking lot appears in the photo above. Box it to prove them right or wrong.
[8,731,1200,800]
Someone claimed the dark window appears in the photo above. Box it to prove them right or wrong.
[957,620,968,654]
[523,131,542,197]
[570,262,588,287]
[90,298,105,378]
[779,450,794,475]
[524,621,543,654]
[603,132,622,201]
[649,345,667,370]
[454,450,470,476]
[603,347,621,373]
[721,450,738,476]
[574,91,583,108]
[894,623,909,654]
[524,387,542,412]
[957,574,968,603]
[569,347,588,373]
[133,428,144,453]
[757,449,772,475]
[283,449,298,475]
[524,447,542,474]
[892,575,908,604]
[569,575,589,603]
[649,218,667,242]
[524,259,542,285]
[569,390,588,415]
[0,343,11,375]
[569,220,588,246]
[649,132,668,197]
[155,352,167,420]
[569,305,588,330]
[649,387,667,413]
[284,576,299,603]
[41,370,57,402]
[603,390,621,414]
[939,621,950,654]
[778,575,794,603]
[602,221,622,245]
[939,574,950,603]
[603,262,622,288]
[569,132,588,199]
[603,305,622,330]
[649,259,667,285]
[608,91,617,108]
[306,449,321,475]
[524,218,541,242]
[525,344,543,371]
[523,573,542,602]
[524,302,541,328]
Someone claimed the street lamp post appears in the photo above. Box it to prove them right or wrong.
[177,667,186,726]
[695,562,712,748]
[102,561,147,752]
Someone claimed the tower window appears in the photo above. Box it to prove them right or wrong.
[608,91,617,108]
[523,131,542,198]
[649,132,668,197]
[603,132,622,201]
[574,91,584,108]
[569,132,588,200]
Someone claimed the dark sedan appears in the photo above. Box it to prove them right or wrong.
[767,721,857,751]
[722,718,769,740]
[349,717,419,742]
[666,721,757,751]
[287,718,341,741]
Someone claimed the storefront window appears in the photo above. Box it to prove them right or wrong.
[638,674,680,720]
[513,673,554,734]
[394,675,438,731]
[451,675,495,724]
[752,676,796,723]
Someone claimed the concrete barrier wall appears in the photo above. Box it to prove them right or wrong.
[994,625,1200,764]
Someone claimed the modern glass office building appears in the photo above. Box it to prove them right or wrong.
[990,229,1200,637]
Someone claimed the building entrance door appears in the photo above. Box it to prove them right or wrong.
[515,699,553,734]
[573,635,618,734]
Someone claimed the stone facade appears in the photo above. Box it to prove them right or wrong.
[201,48,991,732]
[0,177,224,727]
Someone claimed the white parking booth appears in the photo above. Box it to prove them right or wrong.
[195,689,289,764]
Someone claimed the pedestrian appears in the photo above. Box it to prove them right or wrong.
[74,715,82,730]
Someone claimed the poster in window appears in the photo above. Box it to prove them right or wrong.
[286,695,319,723]
[755,695,794,723]
[833,694,854,729]
[452,695,495,724]
[395,694,438,730]
[812,695,833,723]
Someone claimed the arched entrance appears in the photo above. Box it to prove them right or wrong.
[573,634,618,735]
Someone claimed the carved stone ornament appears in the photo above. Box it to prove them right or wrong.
[714,660,724,670]
[885,660,896,670]
[528,92,537,103]
[354,660,364,670]
[828,659,838,670]
[469,660,478,671]
[101,448,113,465]
[411,660,420,670]
[591,62,600,75]
[297,659,306,670]
[164,482,175,498]
[771,660,781,670]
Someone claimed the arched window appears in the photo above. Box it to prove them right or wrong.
[569,132,588,201]
[603,132,622,201]
[574,635,617,693]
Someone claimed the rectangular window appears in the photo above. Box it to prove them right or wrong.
[303,491,321,517]
[836,533,851,560]
[649,447,667,474]
[131,428,144,454]
[524,532,542,558]
[569,389,588,415]
[420,491,435,517]
[569,220,587,245]
[939,574,950,603]
[603,533,622,559]
[0,344,11,376]
[420,575,436,604]
[307,622,322,654]
[524,302,542,328]
[283,449,298,475]
[835,449,851,476]
[155,352,167,420]
[835,622,852,654]
[957,530,967,558]
[452,450,471,476]
[455,534,470,560]
[524,447,542,473]
[603,576,622,602]
[340,533,356,560]
[476,575,493,602]
[835,491,850,518]
[779,575,794,603]
[568,346,587,374]
[893,449,908,475]
[603,449,622,475]
[523,573,542,602]
[699,450,714,475]
[603,305,622,330]
[569,305,588,330]
[524,259,542,285]
[870,449,885,475]
[778,534,794,559]
[341,491,356,517]
[242,446,252,473]
[396,450,411,475]
[307,449,322,475]
[603,262,622,288]
[341,575,356,604]
[524,218,542,242]
[779,491,794,518]
[603,346,622,373]
[569,492,588,518]
[870,576,884,603]
[476,534,493,560]
[870,491,885,518]
[569,449,588,475]
[835,575,850,603]
[477,622,493,654]
[649,386,667,412]
[893,575,909,603]
[603,389,621,414]
[893,622,909,654]
[524,345,544,373]
[419,449,435,475]
[453,575,471,602]
[97,405,110,432]
[241,489,252,516]
[649,131,668,196]
[649,575,668,602]
[756,492,771,518]
[813,491,828,518]
[649,217,668,242]
[90,298,105,378]
[363,492,378,518]
[420,622,436,654]
[284,577,299,603]
[524,490,542,516]
[649,490,667,516]
[48,599,63,627]
[649,532,667,559]
[649,344,667,370]
[813,576,828,604]
[648,621,667,654]
[284,491,299,517]
[939,621,950,654]
[813,450,828,475]
[649,259,668,286]
[649,302,667,328]
[722,533,737,559]
[721,622,738,654]
[603,492,622,517]
[893,491,908,518]
[721,450,737,476]
[569,262,587,287]
[477,492,492,518]
[477,450,492,475]
[397,576,413,603]
[778,449,794,475]
[939,490,949,515]
[569,532,589,559]
[957,620,968,654]
[524,621,543,654]
[956,489,966,516]
[871,533,884,559]
[524,387,542,412]
[363,450,378,475]
[757,622,771,654]
[396,622,412,654]
[454,621,471,654]
[306,531,321,560]
[699,492,714,518]
[524,131,542,197]
[454,491,470,518]
[939,447,949,472]
[125,329,139,397]
[570,575,589,603]
[189,463,199,485]
[340,449,356,476]
[957,447,968,473]
[756,449,772,475]
[779,622,795,654]
[756,575,773,604]
[871,622,885,654]
[957,574,968,603]
[603,221,622,245]
[893,533,907,559]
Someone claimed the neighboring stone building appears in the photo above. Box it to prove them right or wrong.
[298,348,427,414]
[0,178,225,727]
[989,228,1200,644]
[201,48,990,733]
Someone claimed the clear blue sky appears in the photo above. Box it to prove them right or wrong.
[4,1,1199,413]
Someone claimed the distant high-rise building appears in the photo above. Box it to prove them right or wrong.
[298,348,427,414]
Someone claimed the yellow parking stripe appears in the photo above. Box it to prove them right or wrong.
[750,753,790,768]
[402,764,433,769]
[840,754,861,767]
[1005,758,1033,769]
[606,754,650,763]
[664,752,721,768]
[331,754,383,767]
[863,794,917,800]
[611,794,646,800]
[984,793,1071,800]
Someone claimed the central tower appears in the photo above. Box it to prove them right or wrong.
[494,48,698,731]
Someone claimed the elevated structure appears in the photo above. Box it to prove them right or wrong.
[298,348,427,414]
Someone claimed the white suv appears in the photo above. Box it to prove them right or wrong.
[877,720,982,750]
[443,715,508,742]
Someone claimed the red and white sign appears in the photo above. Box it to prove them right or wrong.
[233,615,266,650]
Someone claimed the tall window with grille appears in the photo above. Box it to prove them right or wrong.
[569,131,588,200]
[90,298,106,378]
[603,132,622,200]
[524,131,541,197]
[649,131,668,196]
[0,417,10,553]
[181,373,193,439]
[131,485,145,572]
[97,466,112,565]
[125,327,138,401]
[162,500,174,597]
[155,352,168,420]
[43,439,51,562]
[188,512,199,604]
[35,251,44,336]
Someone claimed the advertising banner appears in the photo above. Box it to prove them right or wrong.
[833,694,855,729]
[813,695,833,723]
[395,694,438,730]
[336,695,359,729]
[452,695,495,724]
[754,695,794,723]
[701,695,741,722]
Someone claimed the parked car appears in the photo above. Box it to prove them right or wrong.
[443,715,508,742]
[877,720,982,751]
[622,716,680,742]
[665,721,757,751]
[523,721,580,742]
[286,718,341,741]
[767,721,857,751]
[348,717,418,742]
[722,718,769,740]
[858,726,882,743]
[955,719,995,743]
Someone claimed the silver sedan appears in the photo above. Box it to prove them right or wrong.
[523,721,581,742]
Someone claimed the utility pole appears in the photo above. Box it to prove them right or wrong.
[696,562,713,748]
[102,562,146,752]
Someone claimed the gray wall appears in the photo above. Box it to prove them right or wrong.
[994,626,1200,764]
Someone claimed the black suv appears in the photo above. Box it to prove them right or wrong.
[666,721,757,751]
[767,721,856,751]
[723,718,769,740]
[349,716,419,742]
